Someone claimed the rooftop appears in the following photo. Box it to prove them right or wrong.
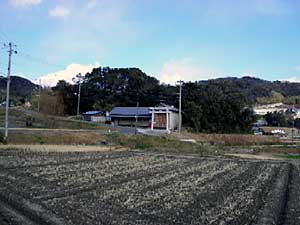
[110,107,151,118]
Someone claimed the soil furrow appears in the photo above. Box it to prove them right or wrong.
[281,164,300,225]
[0,191,65,225]
[0,152,131,170]
[255,163,291,225]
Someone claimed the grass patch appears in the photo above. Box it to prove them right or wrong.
[3,131,222,156]
[0,107,107,130]
[173,132,281,146]
[106,133,222,156]
[280,153,300,160]
[5,131,107,145]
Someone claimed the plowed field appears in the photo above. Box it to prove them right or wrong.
[0,150,299,225]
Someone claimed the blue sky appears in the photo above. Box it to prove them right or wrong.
[1,0,300,85]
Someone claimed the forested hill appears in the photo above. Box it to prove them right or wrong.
[198,76,300,104]
[0,76,38,102]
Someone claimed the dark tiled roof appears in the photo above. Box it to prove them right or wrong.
[110,107,151,118]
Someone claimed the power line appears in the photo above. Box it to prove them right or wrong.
[0,30,10,43]
[17,51,65,69]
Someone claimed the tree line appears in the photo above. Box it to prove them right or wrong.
[33,67,257,133]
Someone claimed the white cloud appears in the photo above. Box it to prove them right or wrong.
[282,76,300,83]
[49,6,70,18]
[280,66,300,83]
[9,0,42,7]
[34,62,100,87]
[158,58,220,84]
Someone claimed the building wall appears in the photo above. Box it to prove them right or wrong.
[112,118,150,127]
[91,116,106,122]
[83,115,106,122]
[169,112,179,130]
[152,111,179,130]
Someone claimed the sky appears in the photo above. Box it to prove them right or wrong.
[1,0,300,86]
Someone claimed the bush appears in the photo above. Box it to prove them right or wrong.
[0,133,7,144]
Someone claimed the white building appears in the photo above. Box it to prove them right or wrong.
[149,103,179,132]
[253,103,287,115]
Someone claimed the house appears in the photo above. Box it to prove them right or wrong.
[82,111,107,122]
[110,103,180,132]
[110,107,151,127]
[149,103,179,132]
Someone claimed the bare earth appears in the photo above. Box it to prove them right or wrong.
[225,153,282,161]
[0,145,127,153]
[0,148,299,225]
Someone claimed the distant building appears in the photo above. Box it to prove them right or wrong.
[259,126,291,136]
[254,103,300,119]
[253,103,287,115]
[285,106,300,119]
[82,111,107,122]
[110,107,151,127]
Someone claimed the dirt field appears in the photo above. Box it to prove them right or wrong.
[0,149,299,225]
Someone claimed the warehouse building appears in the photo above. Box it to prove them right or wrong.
[110,103,179,132]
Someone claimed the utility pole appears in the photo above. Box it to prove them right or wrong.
[73,73,83,116]
[37,79,41,112]
[4,42,17,140]
[77,82,81,116]
[135,101,139,135]
[292,119,295,143]
[177,80,184,133]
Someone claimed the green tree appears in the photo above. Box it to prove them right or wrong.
[264,112,288,127]
[183,101,202,132]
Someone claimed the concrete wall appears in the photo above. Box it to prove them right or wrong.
[84,115,106,122]
[91,116,106,122]
[169,112,179,130]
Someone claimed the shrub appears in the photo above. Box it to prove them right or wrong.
[0,133,7,144]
